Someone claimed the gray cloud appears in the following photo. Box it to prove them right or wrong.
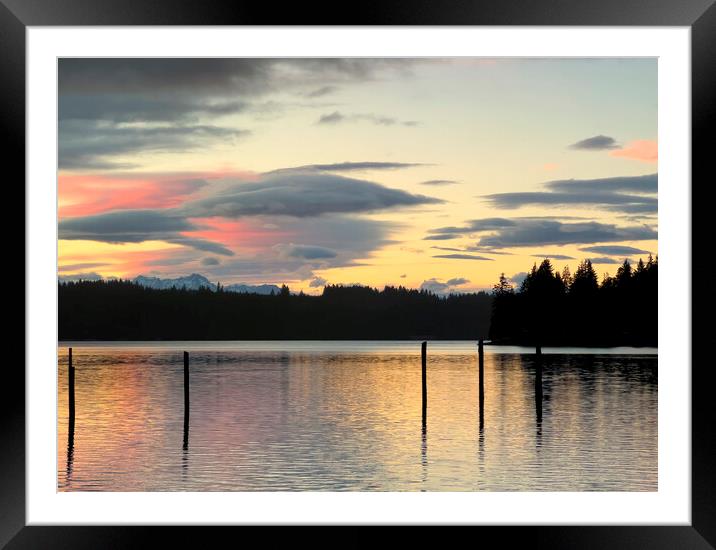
[133,214,398,284]
[201,257,221,266]
[420,279,450,294]
[510,272,528,286]
[484,174,658,214]
[309,276,328,288]
[485,191,657,212]
[59,209,194,240]
[433,254,494,261]
[588,257,622,264]
[277,216,398,255]
[305,86,339,98]
[209,217,398,285]
[546,174,657,194]
[59,95,250,123]
[428,218,516,235]
[532,254,575,260]
[265,161,428,175]
[568,135,619,150]
[318,111,345,124]
[475,219,657,248]
[427,211,657,254]
[463,246,513,255]
[58,59,419,170]
[317,111,418,127]
[59,58,415,95]
[431,243,512,256]
[420,277,472,295]
[276,244,338,260]
[605,203,658,214]
[59,173,417,257]
[254,218,394,281]
[420,179,461,186]
[168,238,233,256]
[59,120,249,170]
[58,209,234,256]
[59,58,277,95]
[184,173,441,218]
[431,246,463,252]
[579,245,651,256]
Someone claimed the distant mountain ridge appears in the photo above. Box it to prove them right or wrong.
[224,283,283,295]
[132,274,281,295]
[133,273,214,291]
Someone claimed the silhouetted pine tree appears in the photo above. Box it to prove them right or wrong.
[561,265,573,290]
[493,273,514,295]
[489,273,517,342]
[489,256,656,346]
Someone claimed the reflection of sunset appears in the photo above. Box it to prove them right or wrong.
[58,345,657,491]
[58,349,175,489]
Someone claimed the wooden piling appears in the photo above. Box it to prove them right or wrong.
[183,351,190,417]
[183,351,190,450]
[68,347,75,421]
[478,339,485,404]
[535,344,543,424]
[421,341,427,414]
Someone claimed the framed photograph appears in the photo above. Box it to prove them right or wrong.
[8,0,714,546]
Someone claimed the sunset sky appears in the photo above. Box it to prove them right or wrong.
[57,58,657,294]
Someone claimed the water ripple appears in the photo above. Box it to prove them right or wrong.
[57,342,657,491]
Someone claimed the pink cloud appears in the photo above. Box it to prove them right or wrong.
[610,140,658,163]
[58,170,258,218]
[183,217,293,252]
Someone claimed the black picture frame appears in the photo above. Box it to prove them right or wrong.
[5,0,714,546]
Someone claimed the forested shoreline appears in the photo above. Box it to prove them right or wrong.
[58,281,493,340]
[59,255,656,345]
[489,256,657,347]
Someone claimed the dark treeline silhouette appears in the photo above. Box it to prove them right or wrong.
[489,256,657,347]
[59,280,493,340]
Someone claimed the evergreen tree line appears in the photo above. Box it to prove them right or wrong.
[489,256,658,346]
[59,280,493,340]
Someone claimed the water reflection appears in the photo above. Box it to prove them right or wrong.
[57,343,657,492]
[477,397,485,475]
[182,406,189,479]
[66,347,75,481]
[535,356,543,448]
[66,413,75,481]
[420,416,428,487]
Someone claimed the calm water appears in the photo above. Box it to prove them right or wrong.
[57,341,657,491]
